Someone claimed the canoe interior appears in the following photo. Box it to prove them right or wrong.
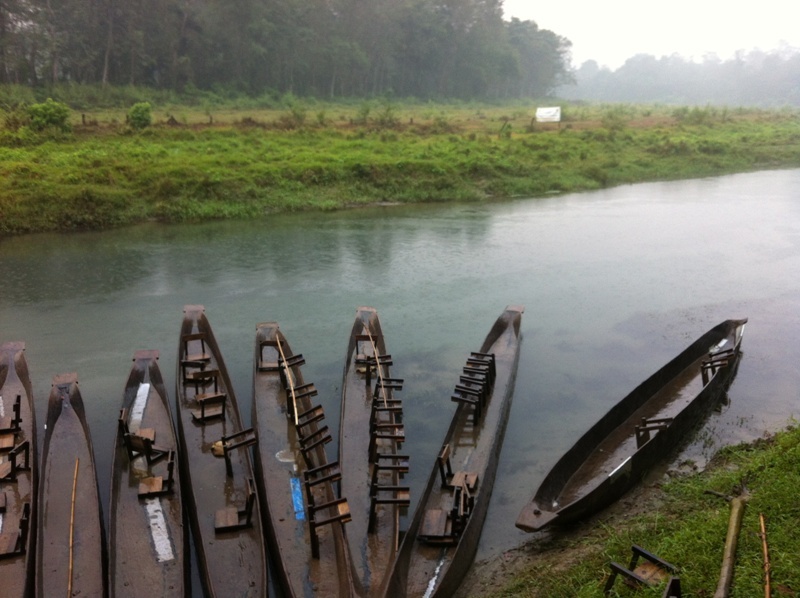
[387,306,523,598]
[109,349,186,597]
[339,307,408,596]
[252,322,355,597]
[519,319,747,530]
[37,373,107,598]
[175,305,267,597]
[0,342,37,598]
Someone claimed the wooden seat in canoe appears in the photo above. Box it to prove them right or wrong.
[634,417,674,449]
[220,428,257,477]
[0,439,30,482]
[0,394,22,435]
[450,471,479,492]
[0,502,29,559]
[215,477,257,533]
[119,408,170,464]
[437,443,454,487]
[138,450,176,498]
[180,332,211,369]
[303,461,343,488]
[256,338,282,372]
[418,509,456,545]
[306,497,352,559]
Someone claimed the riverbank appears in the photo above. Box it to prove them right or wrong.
[460,425,800,597]
[2,102,800,235]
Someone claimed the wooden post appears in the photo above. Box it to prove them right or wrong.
[760,513,770,598]
[713,496,747,598]
[68,458,80,598]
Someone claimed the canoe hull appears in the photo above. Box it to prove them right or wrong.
[516,318,747,532]
[36,373,107,598]
[0,342,37,598]
[252,322,355,597]
[109,350,187,597]
[175,305,267,598]
[385,305,524,598]
[339,307,406,596]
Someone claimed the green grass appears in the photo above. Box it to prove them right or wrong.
[2,99,800,235]
[491,426,800,597]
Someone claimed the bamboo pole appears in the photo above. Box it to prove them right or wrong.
[713,496,747,598]
[67,457,79,598]
[760,513,771,598]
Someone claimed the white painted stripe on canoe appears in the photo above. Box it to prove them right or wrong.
[144,497,175,563]
[0,395,4,418]
[609,456,632,478]
[0,512,4,533]
[130,383,150,433]
[424,555,447,598]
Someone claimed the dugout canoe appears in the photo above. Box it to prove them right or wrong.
[0,342,37,598]
[339,307,409,596]
[384,305,524,598]
[109,350,186,596]
[36,373,107,598]
[175,305,267,597]
[252,322,357,597]
[516,318,747,533]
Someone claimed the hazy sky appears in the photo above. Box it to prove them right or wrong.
[502,0,800,69]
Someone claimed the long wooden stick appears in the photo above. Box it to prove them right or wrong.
[760,513,771,598]
[714,496,747,598]
[68,457,80,598]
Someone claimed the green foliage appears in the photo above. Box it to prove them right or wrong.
[27,98,71,132]
[127,102,153,130]
[1,100,800,234]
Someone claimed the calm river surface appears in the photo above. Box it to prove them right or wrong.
[2,169,800,576]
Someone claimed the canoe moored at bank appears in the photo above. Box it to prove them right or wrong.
[516,318,747,533]
[109,350,187,596]
[175,305,267,597]
[0,341,38,598]
[252,322,357,597]
[340,307,409,596]
[384,305,524,598]
[37,373,107,598]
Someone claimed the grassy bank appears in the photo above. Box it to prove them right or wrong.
[488,426,800,597]
[2,101,800,235]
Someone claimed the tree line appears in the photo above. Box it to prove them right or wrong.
[0,0,572,99]
[561,49,800,106]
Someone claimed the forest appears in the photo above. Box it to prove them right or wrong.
[0,0,572,99]
[562,48,800,106]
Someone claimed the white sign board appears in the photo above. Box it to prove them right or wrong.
[535,106,561,123]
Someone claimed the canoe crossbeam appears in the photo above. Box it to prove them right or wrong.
[450,353,496,424]
[368,451,411,532]
[701,349,735,385]
[603,545,679,596]
[214,477,257,533]
[0,439,30,482]
[0,501,29,559]
[303,464,352,559]
[634,417,674,449]
[219,428,258,477]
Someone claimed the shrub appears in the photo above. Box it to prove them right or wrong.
[127,102,152,130]
[27,98,71,132]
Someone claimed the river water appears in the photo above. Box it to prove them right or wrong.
[1,169,799,575]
